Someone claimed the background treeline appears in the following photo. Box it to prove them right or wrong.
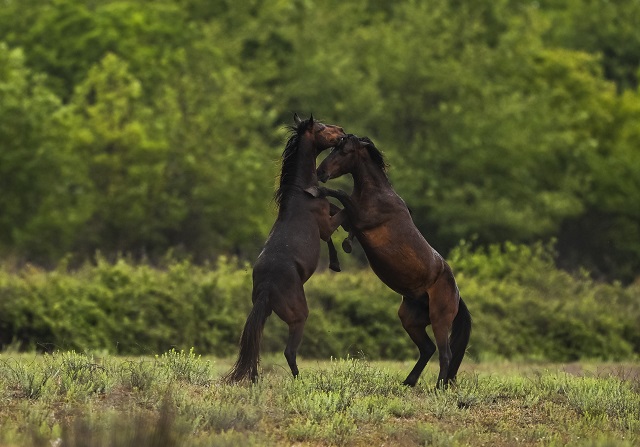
[1,244,638,361]
[1,0,640,282]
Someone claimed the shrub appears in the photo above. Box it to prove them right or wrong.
[0,244,638,361]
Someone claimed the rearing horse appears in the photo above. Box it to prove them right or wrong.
[315,134,471,388]
[224,114,346,383]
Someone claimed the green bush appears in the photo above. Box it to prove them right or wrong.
[0,244,638,361]
[0,256,253,356]
[449,241,639,361]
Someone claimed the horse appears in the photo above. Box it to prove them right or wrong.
[224,114,346,383]
[314,134,472,388]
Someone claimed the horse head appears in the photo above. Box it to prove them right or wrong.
[293,113,345,154]
[317,134,385,182]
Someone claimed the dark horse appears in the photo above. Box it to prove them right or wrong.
[315,135,471,388]
[224,114,346,383]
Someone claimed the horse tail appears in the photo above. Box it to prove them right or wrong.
[448,297,472,382]
[224,289,271,383]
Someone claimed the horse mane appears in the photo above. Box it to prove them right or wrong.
[360,136,389,175]
[274,118,310,207]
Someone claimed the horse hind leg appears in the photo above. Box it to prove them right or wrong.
[272,292,309,378]
[398,296,435,387]
[431,319,453,389]
[284,318,307,377]
[429,292,460,388]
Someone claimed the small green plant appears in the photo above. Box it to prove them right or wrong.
[156,348,213,386]
[118,359,162,391]
[387,396,418,418]
[415,422,457,446]
[1,353,639,446]
[48,351,112,399]
[286,413,356,446]
[566,375,640,431]
[0,358,53,400]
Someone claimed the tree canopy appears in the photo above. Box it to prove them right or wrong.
[1,0,639,282]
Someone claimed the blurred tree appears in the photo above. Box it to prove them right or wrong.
[149,22,281,260]
[0,0,110,99]
[0,0,193,101]
[0,43,91,263]
[0,0,638,282]
[65,53,178,257]
[558,89,640,282]
[544,0,640,90]
[300,2,615,253]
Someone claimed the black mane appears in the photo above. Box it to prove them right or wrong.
[274,118,311,207]
[360,136,389,175]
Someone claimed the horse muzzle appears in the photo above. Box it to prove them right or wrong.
[317,170,330,183]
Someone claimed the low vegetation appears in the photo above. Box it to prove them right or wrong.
[0,351,638,446]
[1,243,638,362]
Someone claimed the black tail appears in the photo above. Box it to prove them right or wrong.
[448,298,471,382]
[224,290,271,383]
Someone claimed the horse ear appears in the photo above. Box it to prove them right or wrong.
[294,113,302,125]
[360,136,374,148]
[307,114,315,129]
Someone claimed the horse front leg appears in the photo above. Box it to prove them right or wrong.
[341,231,355,253]
[326,206,348,271]
[328,203,355,252]
[317,187,359,217]
[324,190,358,254]
[327,239,341,272]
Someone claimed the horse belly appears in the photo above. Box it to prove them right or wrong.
[257,219,322,282]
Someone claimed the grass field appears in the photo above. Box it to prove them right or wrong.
[0,350,638,446]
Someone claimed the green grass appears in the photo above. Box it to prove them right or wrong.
[0,351,638,446]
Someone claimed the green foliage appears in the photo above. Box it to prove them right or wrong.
[0,0,638,281]
[156,348,213,386]
[544,0,640,90]
[1,247,639,362]
[450,241,639,361]
[0,256,254,355]
[0,43,90,262]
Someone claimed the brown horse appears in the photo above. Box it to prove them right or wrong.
[224,114,346,383]
[315,135,471,388]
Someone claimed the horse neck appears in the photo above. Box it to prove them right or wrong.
[278,136,318,213]
[291,136,319,188]
[352,158,390,197]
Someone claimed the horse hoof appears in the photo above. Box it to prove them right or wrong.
[329,263,341,272]
[342,239,352,253]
